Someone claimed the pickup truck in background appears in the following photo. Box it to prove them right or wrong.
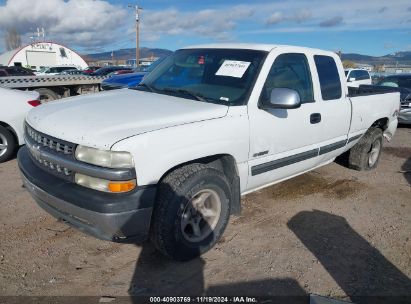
[18,44,400,261]
[376,74,411,124]
[345,68,372,87]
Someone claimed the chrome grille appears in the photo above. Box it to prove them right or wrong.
[25,123,75,180]
[26,124,74,155]
[29,148,72,177]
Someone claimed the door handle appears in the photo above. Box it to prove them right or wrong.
[310,113,321,124]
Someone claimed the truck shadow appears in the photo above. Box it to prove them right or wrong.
[288,210,411,303]
[125,189,411,303]
[126,183,308,303]
[128,241,309,304]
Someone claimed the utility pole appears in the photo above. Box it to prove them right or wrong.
[129,4,143,68]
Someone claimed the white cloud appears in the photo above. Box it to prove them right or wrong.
[266,9,312,25]
[266,12,284,25]
[140,5,254,42]
[292,9,312,23]
[253,0,411,33]
[319,16,343,27]
[1,0,410,52]
[0,0,128,51]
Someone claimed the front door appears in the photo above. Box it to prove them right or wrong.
[247,50,323,192]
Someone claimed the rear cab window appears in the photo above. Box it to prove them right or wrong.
[314,55,342,100]
[359,70,370,80]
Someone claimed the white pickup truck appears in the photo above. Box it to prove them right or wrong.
[18,44,400,261]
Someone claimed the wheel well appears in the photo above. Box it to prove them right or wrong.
[159,154,239,183]
[371,118,388,131]
[158,154,242,215]
[0,121,18,145]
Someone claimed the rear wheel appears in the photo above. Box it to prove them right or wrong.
[34,88,59,103]
[150,164,231,261]
[0,126,17,163]
[348,127,383,171]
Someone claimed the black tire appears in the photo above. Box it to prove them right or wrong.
[34,88,59,103]
[0,126,17,163]
[150,163,231,261]
[348,127,383,171]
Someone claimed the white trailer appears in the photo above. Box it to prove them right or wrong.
[0,75,106,102]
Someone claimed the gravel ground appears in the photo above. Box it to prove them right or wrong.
[0,127,410,303]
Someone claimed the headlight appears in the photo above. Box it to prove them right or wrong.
[75,173,136,193]
[75,145,134,168]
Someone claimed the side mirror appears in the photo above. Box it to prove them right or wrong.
[348,77,356,82]
[262,88,301,109]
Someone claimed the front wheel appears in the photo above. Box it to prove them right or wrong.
[150,164,231,261]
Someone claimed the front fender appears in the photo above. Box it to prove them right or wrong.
[111,107,249,187]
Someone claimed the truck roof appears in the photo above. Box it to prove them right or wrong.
[182,43,333,55]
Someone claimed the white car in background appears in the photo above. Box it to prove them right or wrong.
[0,88,41,163]
[345,69,372,87]
[35,66,79,76]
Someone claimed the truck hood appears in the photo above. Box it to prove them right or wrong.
[26,89,228,149]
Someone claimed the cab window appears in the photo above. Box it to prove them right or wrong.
[260,53,314,104]
[314,55,342,100]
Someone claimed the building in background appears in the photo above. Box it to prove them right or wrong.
[383,65,411,74]
[354,63,373,72]
[0,42,88,71]
[85,59,127,67]
[126,57,159,67]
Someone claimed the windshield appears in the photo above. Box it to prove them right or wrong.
[378,77,399,88]
[136,48,267,105]
[378,76,411,89]
[93,67,112,75]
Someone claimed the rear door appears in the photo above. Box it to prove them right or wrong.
[312,54,351,163]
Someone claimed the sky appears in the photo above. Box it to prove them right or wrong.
[0,0,410,56]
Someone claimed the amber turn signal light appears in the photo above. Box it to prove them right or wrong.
[108,180,137,193]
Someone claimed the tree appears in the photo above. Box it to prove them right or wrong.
[342,60,356,69]
[374,64,384,72]
[5,28,22,51]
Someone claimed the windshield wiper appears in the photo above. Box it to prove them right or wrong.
[161,88,210,102]
[134,83,157,92]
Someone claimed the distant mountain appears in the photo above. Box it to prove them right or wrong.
[85,47,411,66]
[341,51,411,65]
[85,47,173,61]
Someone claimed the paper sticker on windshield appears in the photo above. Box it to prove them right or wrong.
[215,60,251,78]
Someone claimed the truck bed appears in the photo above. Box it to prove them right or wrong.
[348,85,400,97]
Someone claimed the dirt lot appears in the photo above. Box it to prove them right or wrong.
[0,127,410,302]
